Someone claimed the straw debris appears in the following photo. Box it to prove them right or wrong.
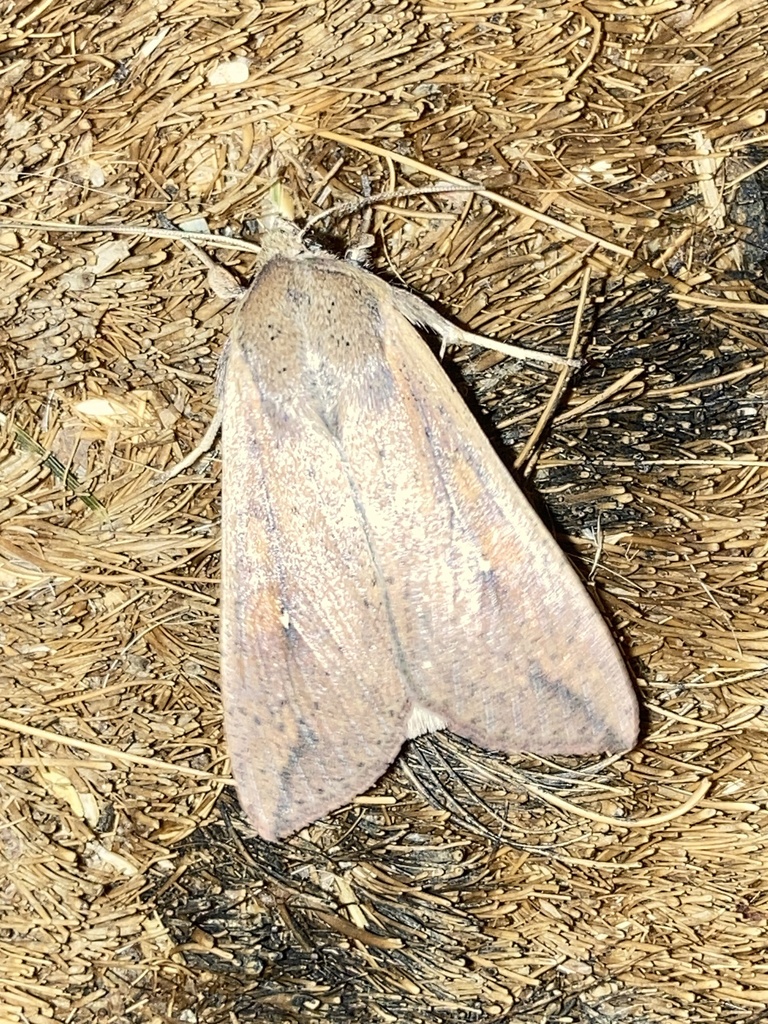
[2,0,768,1021]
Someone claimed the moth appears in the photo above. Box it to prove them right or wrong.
[186,242,639,842]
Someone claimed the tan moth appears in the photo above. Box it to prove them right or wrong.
[209,241,638,841]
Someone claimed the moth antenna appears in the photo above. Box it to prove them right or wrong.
[302,181,482,234]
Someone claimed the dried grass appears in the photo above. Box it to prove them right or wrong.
[2,1,768,1021]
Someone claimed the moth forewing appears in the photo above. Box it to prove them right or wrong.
[217,254,638,841]
[338,269,637,753]
[219,260,415,840]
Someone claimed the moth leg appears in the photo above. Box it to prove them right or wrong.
[173,235,246,302]
[391,289,581,369]
[161,405,223,481]
[157,225,245,480]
